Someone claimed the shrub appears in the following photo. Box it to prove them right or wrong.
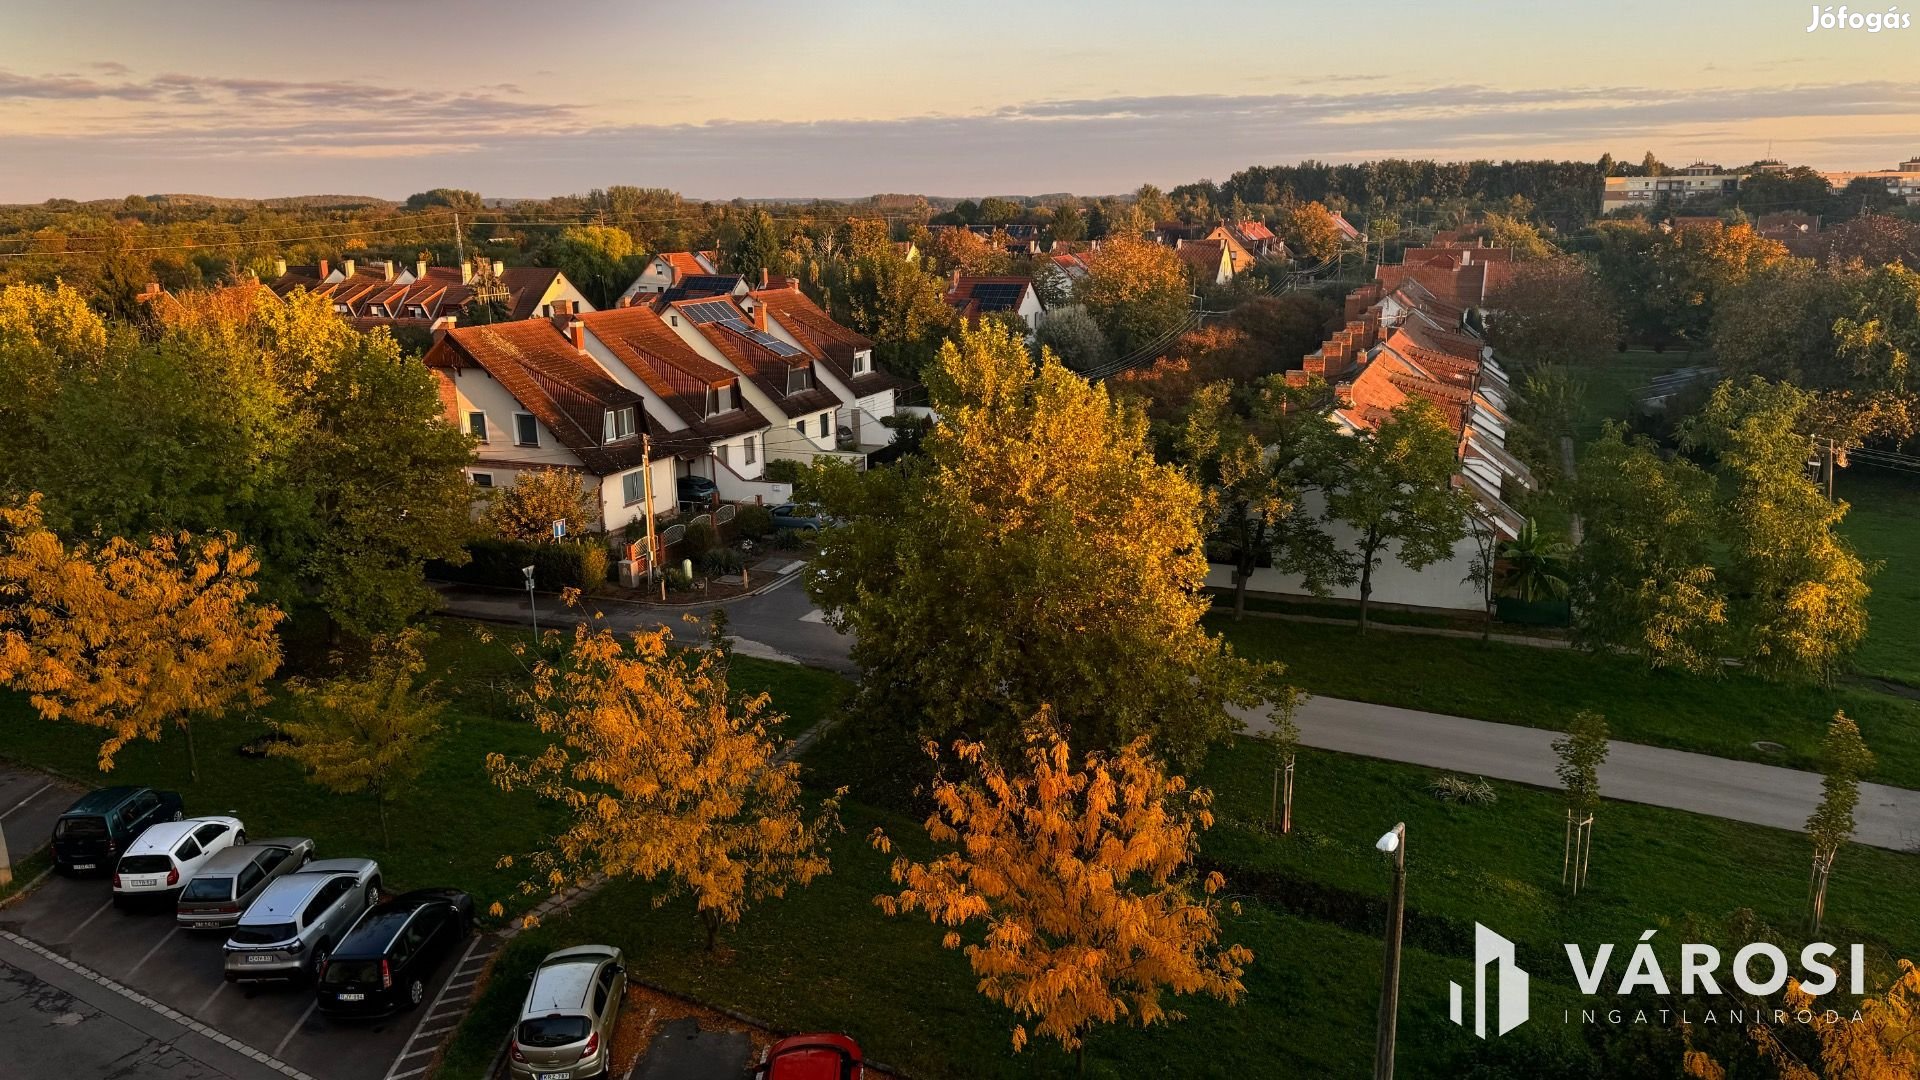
[682,518,719,559]
[699,547,745,576]
[733,503,774,539]
[433,538,608,592]
[665,566,694,591]
[763,459,806,484]
[1427,774,1498,806]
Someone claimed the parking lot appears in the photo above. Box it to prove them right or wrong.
[0,861,488,1080]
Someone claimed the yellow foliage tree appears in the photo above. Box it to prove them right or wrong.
[486,468,596,543]
[488,618,840,950]
[0,495,283,779]
[1076,234,1190,354]
[270,628,443,848]
[1280,201,1344,263]
[872,719,1253,1059]
[1685,959,1920,1080]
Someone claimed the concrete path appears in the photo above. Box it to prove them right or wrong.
[432,579,1920,854]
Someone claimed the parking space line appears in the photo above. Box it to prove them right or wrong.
[126,925,179,977]
[413,1022,459,1039]
[194,978,228,1016]
[274,999,318,1058]
[67,900,114,940]
[1,781,53,818]
[382,934,489,1080]
[386,1066,430,1080]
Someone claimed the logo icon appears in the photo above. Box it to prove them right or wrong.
[1450,923,1530,1037]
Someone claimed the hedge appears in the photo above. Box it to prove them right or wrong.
[431,537,609,592]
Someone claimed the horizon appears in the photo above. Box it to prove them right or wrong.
[5,0,1919,202]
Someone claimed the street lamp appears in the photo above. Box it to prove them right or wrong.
[521,564,538,636]
[1374,822,1407,1080]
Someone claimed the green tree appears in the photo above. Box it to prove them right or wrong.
[1483,257,1621,367]
[1500,518,1572,602]
[1571,424,1727,672]
[720,208,786,282]
[1551,710,1608,895]
[1805,712,1873,934]
[271,627,443,847]
[1322,399,1473,632]
[1482,213,1557,260]
[1279,202,1343,262]
[803,324,1276,765]
[1032,305,1109,373]
[487,468,595,543]
[541,225,640,310]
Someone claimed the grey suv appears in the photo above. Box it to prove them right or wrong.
[222,857,381,983]
[507,945,626,1078]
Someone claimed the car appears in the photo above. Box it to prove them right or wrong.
[111,816,245,906]
[222,858,381,984]
[755,1034,865,1080]
[316,888,475,1017]
[176,837,314,930]
[50,786,184,875]
[769,503,827,531]
[507,945,627,1079]
[676,475,717,509]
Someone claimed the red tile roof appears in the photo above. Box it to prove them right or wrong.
[749,286,912,398]
[579,306,769,441]
[668,298,841,420]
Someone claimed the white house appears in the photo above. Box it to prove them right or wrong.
[945,274,1046,334]
[616,250,721,305]
[747,283,915,450]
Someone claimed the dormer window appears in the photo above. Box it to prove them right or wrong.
[853,350,871,375]
[786,366,812,396]
[705,384,735,417]
[603,405,638,443]
[332,302,350,314]
[404,304,426,318]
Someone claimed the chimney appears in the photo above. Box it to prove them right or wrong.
[491,260,504,278]
[380,260,394,281]
[319,259,331,279]
[752,302,768,332]
[140,282,162,299]
[460,260,473,285]
[759,267,769,288]
[551,299,573,317]
[343,258,356,279]
[567,319,585,352]
[273,258,287,278]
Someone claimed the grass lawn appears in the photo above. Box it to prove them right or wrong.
[1214,613,1920,789]
[1839,464,1920,689]
[1567,349,1692,444]
[0,618,847,919]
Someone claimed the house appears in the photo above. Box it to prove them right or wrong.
[945,274,1046,333]
[423,318,675,536]
[268,258,592,331]
[616,251,721,305]
[1217,220,1283,260]
[748,281,916,450]
[643,274,750,308]
[1175,238,1235,286]
[1755,211,1821,241]
[1373,240,1514,308]
[1327,210,1366,244]
[656,296,848,464]
[893,241,920,263]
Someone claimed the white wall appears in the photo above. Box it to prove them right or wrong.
[442,368,580,469]
[596,457,677,535]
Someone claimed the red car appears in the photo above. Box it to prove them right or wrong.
[756,1034,864,1080]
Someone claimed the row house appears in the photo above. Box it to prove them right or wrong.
[268,258,592,331]
[1175,238,1235,286]
[945,273,1046,333]
[616,250,721,305]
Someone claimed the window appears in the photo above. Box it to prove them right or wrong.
[716,384,732,413]
[467,412,488,441]
[717,443,730,466]
[818,414,830,439]
[236,863,265,895]
[175,838,202,862]
[795,421,805,435]
[193,822,228,846]
[622,470,645,507]
[514,412,538,447]
[743,436,756,465]
[603,406,637,443]
[471,472,494,489]
[854,351,870,374]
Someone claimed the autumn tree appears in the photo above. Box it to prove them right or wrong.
[0,496,283,779]
[488,618,840,950]
[1322,399,1473,632]
[1571,424,1728,672]
[1482,213,1557,260]
[802,325,1276,765]
[1483,257,1621,367]
[1806,712,1874,935]
[1684,379,1871,682]
[872,721,1252,1061]
[1684,959,1920,1080]
[271,628,443,847]
[1076,235,1191,356]
[1279,201,1344,263]
[487,468,595,543]
[1552,711,1609,895]
[1643,221,1791,346]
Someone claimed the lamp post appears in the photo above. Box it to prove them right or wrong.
[521,564,538,636]
[1374,822,1407,1080]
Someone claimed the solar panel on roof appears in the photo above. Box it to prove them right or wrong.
[717,318,805,357]
[969,282,1026,310]
[679,300,738,324]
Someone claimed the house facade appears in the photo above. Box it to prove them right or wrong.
[1175,238,1235,286]
[945,274,1046,333]
[269,258,592,331]
[616,251,721,305]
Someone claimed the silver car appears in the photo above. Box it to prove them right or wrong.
[508,945,626,1079]
[222,857,381,983]
[176,838,314,930]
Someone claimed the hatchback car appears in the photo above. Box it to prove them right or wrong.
[769,503,827,531]
[176,837,314,930]
[223,858,381,983]
[316,888,474,1017]
[676,475,717,510]
[51,786,184,875]
[112,816,244,905]
[756,1034,865,1080]
[507,945,626,1079]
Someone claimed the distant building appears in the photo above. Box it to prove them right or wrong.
[1600,169,1741,215]
[945,274,1046,333]
[268,258,592,331]
[1174,238,1235,286]
[1819,157,1920,204]
[617,251,720,306]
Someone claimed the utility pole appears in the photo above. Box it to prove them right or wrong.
[522,565,539,637]
[1824,437,1837,502]
[640,432,661,599]
[453,212,465,266]
[1374,822,1408,1080]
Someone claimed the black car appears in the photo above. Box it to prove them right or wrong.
[676,474,717,509]
[51,786,184,875]
[316,888,475,1016]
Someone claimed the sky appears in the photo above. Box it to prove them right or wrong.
[2,0,1917,202]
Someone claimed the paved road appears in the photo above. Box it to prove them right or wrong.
[436,576,1920,852]
[1,767,82,880]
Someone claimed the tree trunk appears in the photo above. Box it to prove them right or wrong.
[1269,763,1280,831]
[375,784,390,849]
[1357,564,1374,634]
[703,908,720,952]
[185,719,199,784]
[1482,596,1494,642]
[1282,756,1295,835]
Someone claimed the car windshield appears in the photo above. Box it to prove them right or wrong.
[320,959,382,986]
[229,923,297,946]
[518,1014,591,1048]
[180,877,232,901]
[118,855,172,874]
[55,817,109,840]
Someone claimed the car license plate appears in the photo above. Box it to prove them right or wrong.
[536,1073,572,1080]
[71,863,94,871]
[336,993,365,1002]
[246,954,276,964]
[132,877,160,889]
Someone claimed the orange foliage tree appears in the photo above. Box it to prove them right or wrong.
[872,718,1253,1059]
[1686,959,1920,1080]
[0,495,283,779]
[488,616,840,949]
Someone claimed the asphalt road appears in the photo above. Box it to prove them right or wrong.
[1,768,81,880]
[436,576,1920,852]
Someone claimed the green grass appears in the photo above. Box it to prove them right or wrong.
[0,619,847,918]
[1215,613,1920,788]
[1568,349,1691,444]
[1840,465,1920,688]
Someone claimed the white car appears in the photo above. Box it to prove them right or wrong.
[113,816,245,905]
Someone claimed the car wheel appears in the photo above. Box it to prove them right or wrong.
[364,881,379,909]
[406,978,426,1009]
[170,811,183,821]
[308,942,331,983]
[235,830,247,845]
